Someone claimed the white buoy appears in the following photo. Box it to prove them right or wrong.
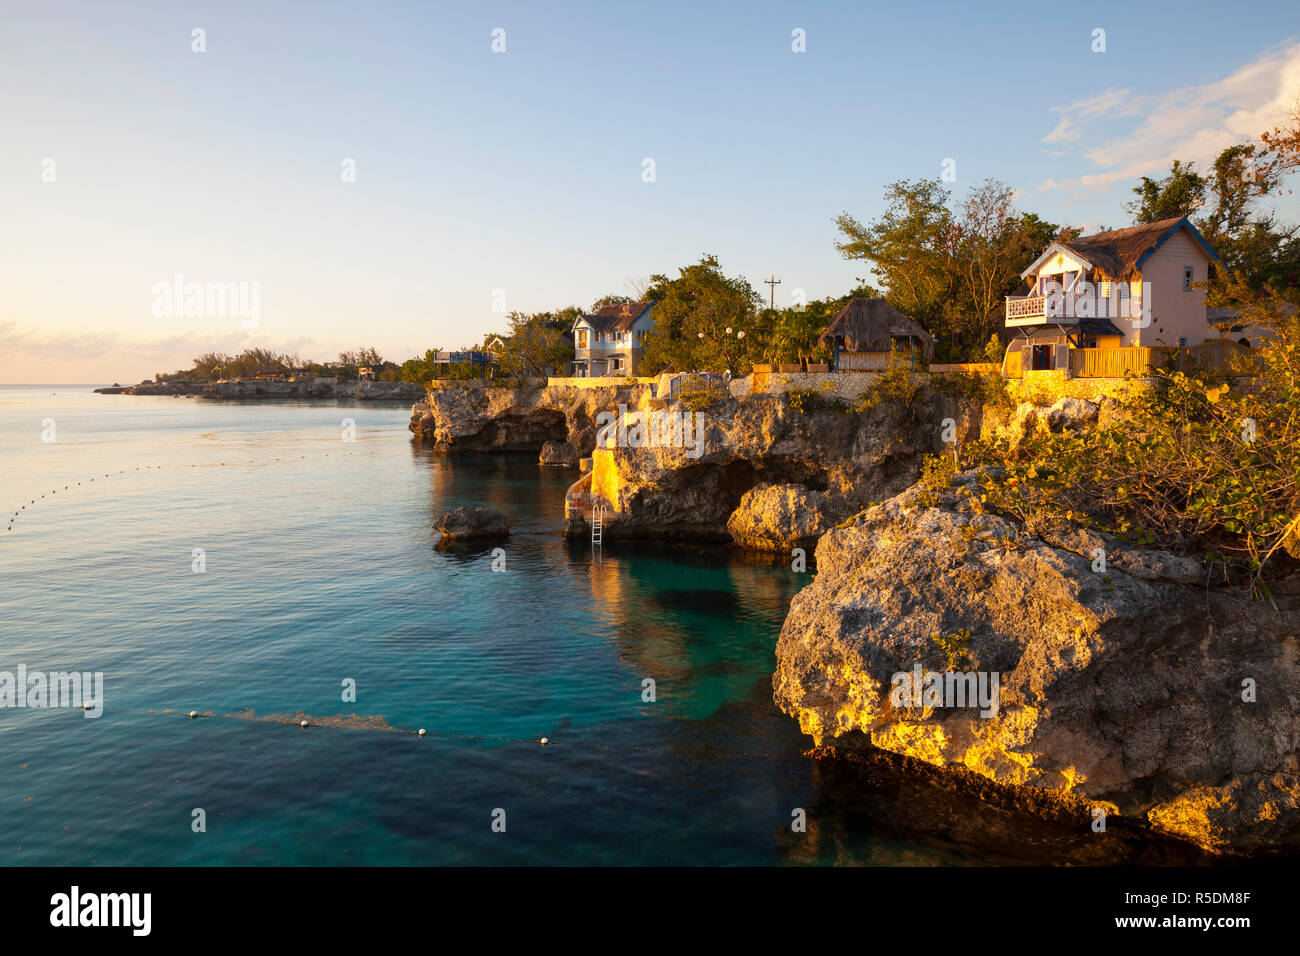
[300,720,308,728]
[418,729,426,737]
[189,711,197,719]
[540,737,549,746]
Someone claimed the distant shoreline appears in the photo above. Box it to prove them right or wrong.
[91,379,426,401]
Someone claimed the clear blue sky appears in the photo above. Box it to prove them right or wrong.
[2,0,1297,381]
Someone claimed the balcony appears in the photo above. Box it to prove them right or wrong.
[1007,288,1142,327]
[1005,294,1077,327]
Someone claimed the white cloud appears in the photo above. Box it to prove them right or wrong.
[1039,43,1300,197]
[1042,87,1143,144]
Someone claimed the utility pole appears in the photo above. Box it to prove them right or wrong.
[763,274,782,310]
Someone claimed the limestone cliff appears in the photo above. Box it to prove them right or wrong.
[582,391,981,544]
[408,381,653,454]
[771,473,1300,855]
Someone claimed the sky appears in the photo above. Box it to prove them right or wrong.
[2,0,1298,383]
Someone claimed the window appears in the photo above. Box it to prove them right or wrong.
[1183,266,1195,290]
[576,330,588,349]
[1178,336,1188,347]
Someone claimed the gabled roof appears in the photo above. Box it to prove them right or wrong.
[572,301,655,334]
[1022,216,1219,281]
[817,297,936,358]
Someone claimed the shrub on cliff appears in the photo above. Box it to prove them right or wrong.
[676,378,729,412]
[854,345,925,420]
[785,387,848,415]
[974,311,1300,593]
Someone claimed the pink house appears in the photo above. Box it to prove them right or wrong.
[1005,216,1221,371]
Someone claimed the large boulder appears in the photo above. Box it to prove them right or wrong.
[726,483,834,551]
[772,478,1300,855]
[435,506,511,539]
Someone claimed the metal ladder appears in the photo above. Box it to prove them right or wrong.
[591,505,604,547]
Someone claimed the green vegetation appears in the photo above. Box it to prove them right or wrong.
[973,296,1300,594]
[855,344,927,420]
[918,452,958,508]
[835,178,1069,361]
[639,255,764,375]
[785,387,848,415]
[676,377,729,412]
[931,628,972,669]
[493,308,579,383]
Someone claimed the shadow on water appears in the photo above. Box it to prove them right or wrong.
[649,588,742,617]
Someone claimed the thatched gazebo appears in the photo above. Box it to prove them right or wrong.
[818,298,936,371]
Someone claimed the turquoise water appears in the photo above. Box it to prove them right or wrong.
[0,386,1205,866]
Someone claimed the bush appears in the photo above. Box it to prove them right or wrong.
[786,387,849,415]
[918,452,958,507]
[856,344,925,420]
[677,379,728,412]
[973,318,1300,593]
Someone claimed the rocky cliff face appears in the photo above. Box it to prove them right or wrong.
[408,382,653,454]
[585,392,981,544]
[771,474,1300,855]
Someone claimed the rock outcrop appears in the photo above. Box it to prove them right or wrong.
[726,483,835,551]
[409,381,653,455]
[581,391,981,543]
[772,474,1300,855]
[435,506,512,539]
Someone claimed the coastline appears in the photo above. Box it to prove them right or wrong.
[93,379,426,401]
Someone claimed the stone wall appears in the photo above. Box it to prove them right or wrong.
[545,376,657,389]
[734,370,883,400]
[1008,371,1152,404]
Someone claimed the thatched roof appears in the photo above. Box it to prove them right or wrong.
[818,298,936,358]
[1058,216,1219,281]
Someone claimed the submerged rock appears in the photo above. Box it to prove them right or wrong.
[435,506,512,539]
[726,483,835,551]
[772,479,1300,855]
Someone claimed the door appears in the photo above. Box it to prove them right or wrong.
[1032,344,1052,370]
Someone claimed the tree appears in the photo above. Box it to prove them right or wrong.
[590,294,633,311]
[1260,94,1300,185]
[1124,160,1207,223]
[953,184,1066,351]
[761,301,839,367]
[497,312,572,380]
[638,255,763,374]
[400,349,442,385]
[1197,145,1296,285]
[835,179,1069,359]
[835,179,955,335]
[1133,145,1299,290]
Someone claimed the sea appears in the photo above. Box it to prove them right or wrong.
[0,385,1214,866]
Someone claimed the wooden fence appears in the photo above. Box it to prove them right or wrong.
[1005,340,1254,380]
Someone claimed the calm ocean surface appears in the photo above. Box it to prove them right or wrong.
[0,386,1204,866]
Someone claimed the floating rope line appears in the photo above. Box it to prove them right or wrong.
[3,449,383,538]
[103,706,554,746]
[92,706,798,760]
